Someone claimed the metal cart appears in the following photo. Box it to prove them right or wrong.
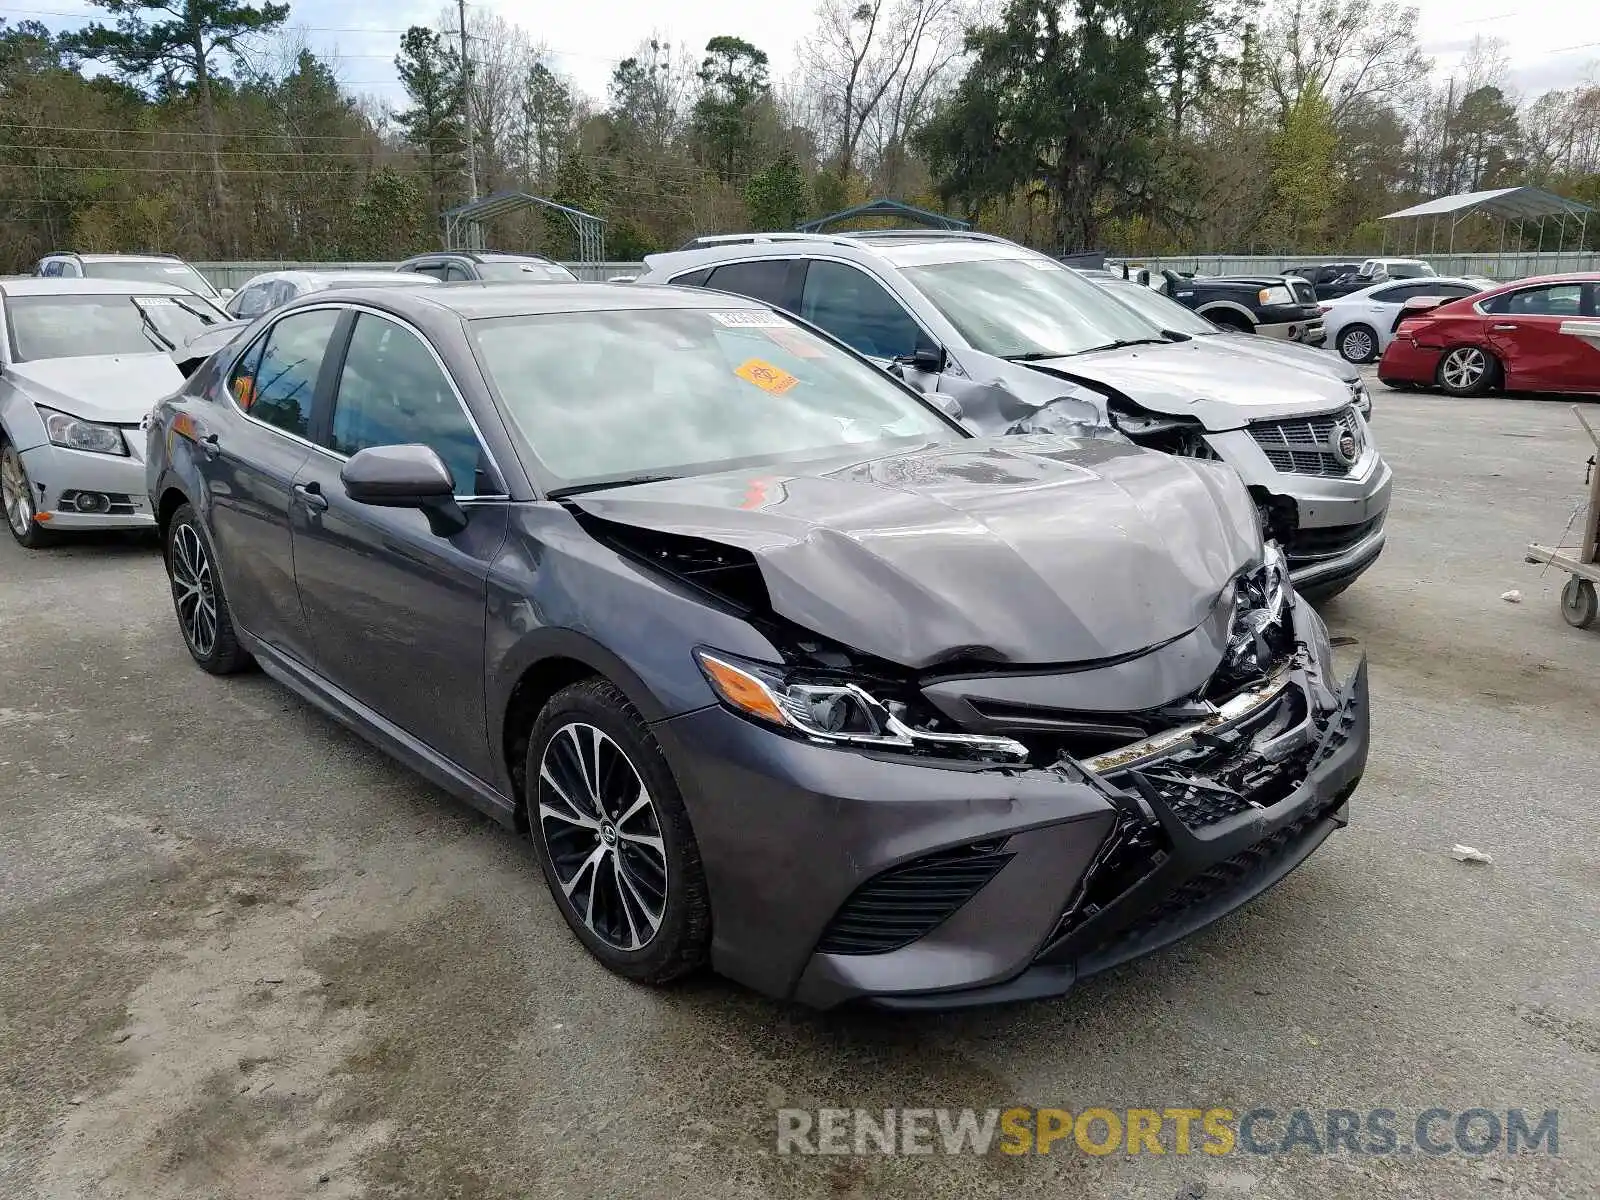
[1526,403,1600,630]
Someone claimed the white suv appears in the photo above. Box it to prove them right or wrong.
[34,252,226,301]
[637,230,1393,600]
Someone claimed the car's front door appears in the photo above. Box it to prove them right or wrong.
[290,310,509,780]
[794,259,940,381]
[1484,283,1598,391]
[198,308,343,664]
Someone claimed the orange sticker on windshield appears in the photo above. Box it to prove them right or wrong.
[734,358,799,395]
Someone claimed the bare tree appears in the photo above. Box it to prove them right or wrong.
[1262,0,1431,124]
[797,0,972,183]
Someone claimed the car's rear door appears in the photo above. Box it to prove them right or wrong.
[191,307,344,665]
[289,308,509,780]
[1483,282,1595,390]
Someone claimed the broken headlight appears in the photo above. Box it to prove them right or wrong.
[1223,543,1292,678]
[694,649,1027,762]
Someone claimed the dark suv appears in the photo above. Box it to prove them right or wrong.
[396,250,578,283]
[1283,263,1363,301]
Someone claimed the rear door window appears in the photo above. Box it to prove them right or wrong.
[703,259,793,308]
[228,309,342,438]
[443,263,473,282]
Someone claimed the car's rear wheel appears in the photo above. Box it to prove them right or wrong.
[1436,345,1498,396]
[1337,324,1378,363]
[527,678,710,984]
[2,440,54,549]
[166,503,251,674]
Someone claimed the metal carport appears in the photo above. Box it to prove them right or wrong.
[1378,187,1593,275]
[442,190,607,264]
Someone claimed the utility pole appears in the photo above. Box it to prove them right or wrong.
[458,0,478,203]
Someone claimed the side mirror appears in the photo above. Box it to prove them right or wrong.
[219,287,235,299]
[896,343,946,374]
[923,391,962,421]
[340,444,467,536]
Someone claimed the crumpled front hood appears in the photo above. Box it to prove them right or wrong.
[1026,341,1352,430]
[1196,333,1361,384]
[570,435,1262,669]
[7,355,184,423]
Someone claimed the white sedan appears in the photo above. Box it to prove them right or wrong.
[1321,276,1496,363]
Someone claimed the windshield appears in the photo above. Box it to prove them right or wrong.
[5,293,226,362]
[1096,280,1218,336]
[475,259,578,282]
[82,260,218,297]
[900,256,1165,358]
[471,307,961,490]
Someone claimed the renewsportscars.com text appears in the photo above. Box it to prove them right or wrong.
[776,1107,1560,1158]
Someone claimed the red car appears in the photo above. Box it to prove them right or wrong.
[1378,273,1600,396]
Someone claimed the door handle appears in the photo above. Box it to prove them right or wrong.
[293,481,329,512]
[198,432,221,459]
[1491,324,1518,331]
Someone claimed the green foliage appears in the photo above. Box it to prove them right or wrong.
[1262,86,1337,250]
[691,35,769,183]
[522,62,574,191]
[349,167,425,258]
[917,0,1192,251]
[745,151,808,229]
[58,0,289,94]
[395,26,465,221]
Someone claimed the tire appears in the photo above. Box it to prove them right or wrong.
[1337,324,1378,364]
[1,439,55,549]
[526,678,710,985]
[1207,311,1253,333]
[1561,576,1598,630]
[1435,345,1499,396]
[164,503,252,674]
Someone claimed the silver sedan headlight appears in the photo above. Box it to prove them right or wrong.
[38,406,128,456]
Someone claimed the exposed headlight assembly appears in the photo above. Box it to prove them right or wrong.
[1257,286,1296,305]
[1225,543,1292,676]
[38,406,128,456]
[694,649,1027,762]
[1350,380,1372,420]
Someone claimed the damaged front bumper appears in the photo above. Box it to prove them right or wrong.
[655,600,1369,1011]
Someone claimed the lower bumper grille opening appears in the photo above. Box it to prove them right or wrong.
[1283,515,1383,562]
[816,842,1014,956]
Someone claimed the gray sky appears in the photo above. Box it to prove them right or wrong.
[11,0,1597,108]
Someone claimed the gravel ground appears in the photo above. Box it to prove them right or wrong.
[2,383,1597,1200]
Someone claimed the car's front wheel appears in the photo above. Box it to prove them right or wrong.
[165,503,252,674]
[1337,323,1378,363]
[527,678,710,985]
[1436,345,1499,396]
[2,440,54,549]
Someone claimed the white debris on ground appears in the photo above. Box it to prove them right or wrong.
[1501,589,1523,603]
[1451,845,1494,864]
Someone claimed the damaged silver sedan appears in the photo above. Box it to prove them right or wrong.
[146,282,1368,1009]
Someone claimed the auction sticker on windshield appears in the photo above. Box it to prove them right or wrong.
[710,311,789,328]
[735,358,799,395]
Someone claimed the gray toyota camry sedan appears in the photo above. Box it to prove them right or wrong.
[146,283,1368,1009]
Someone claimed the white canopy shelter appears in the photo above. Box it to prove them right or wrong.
[1377,187,1593,269]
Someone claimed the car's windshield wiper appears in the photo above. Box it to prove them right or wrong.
[1002,351,1072,362]
[1073,337,1171,354]
[547,473,681,498]
[132,302,175,351]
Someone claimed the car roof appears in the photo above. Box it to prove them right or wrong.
[0,277,201,297]
[645,229,1038,274]
[1338,275,1492,296]
[399,249,557,263]
[306,281,766,320]
[47,252,186,263]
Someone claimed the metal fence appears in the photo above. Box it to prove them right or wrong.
[1118,251,1598,280]
[191,260,645,289]
[194,250,1596,291]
